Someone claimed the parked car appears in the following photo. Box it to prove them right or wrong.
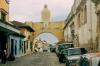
[58,49,68,63]
[56,43,74,57]
[64,48,87,66]
[50,47,56,52]
[59,47,87,63]
[78,53,100,66]
[43,49,48,52]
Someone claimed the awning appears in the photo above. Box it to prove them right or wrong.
[0,20,20,34]
[19,25,35,32]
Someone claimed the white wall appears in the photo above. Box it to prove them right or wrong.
[75,0,97,51]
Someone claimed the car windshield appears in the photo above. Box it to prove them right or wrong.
[61,50,68,54]
[68,48,81,56]
[59,44,73,49]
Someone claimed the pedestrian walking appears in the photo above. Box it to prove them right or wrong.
[1,50,7,64]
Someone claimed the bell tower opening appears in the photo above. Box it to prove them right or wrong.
[44,4,47,8]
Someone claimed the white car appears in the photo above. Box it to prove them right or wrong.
[79,53,100,66]
[65,48,87,66]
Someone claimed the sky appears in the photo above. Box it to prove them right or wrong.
[35,33,58,45]
[9,0,74,22]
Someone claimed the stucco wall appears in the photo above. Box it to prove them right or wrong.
[64,0,98,52]
[32,22,64,42]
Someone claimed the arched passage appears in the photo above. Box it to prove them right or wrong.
[32,22,64,43]
[34,33,59,45]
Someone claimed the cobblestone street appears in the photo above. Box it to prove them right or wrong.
[0,53,65,66]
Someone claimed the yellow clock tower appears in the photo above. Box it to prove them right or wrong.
[41,5,50,22]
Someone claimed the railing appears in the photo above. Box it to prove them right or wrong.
[91,0,98,3]
[40,27,63,30]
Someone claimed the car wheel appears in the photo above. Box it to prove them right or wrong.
[59,57,64,63]
[66,62,69,66]
[66,60,69,66]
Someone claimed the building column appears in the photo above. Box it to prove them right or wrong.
[97,11,100,52]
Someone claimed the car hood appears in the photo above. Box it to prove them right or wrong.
[66,55,82,60]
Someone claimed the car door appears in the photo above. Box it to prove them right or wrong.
[92,57,100,66]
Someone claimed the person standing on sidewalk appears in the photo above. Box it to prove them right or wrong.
[1,50,7,64]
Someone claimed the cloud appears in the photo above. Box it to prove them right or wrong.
[9,0,74,22]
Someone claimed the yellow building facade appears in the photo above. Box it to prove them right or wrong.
[26,21,64,42]
[0,0,9,22]
[32,21,64,42]
[26,5,64,43]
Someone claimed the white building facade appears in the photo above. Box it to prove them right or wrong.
[64,0,98,52]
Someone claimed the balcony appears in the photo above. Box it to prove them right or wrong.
[92,0,98,3]
[92,0,100,6]
[0,19,20,34]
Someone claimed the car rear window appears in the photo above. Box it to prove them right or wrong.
[59,44,73,49]
[68,48,81,56]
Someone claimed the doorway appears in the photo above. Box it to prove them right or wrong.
[0,31,7,51]
[11,39,14,55]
